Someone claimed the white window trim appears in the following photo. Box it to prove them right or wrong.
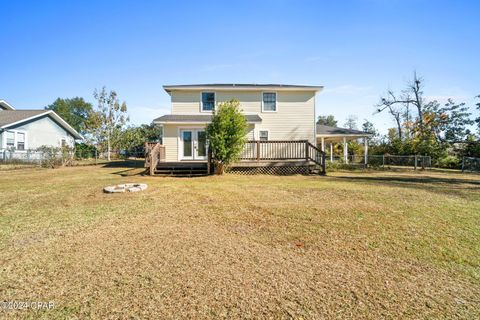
[257,129,270,141]
[176,125,207,161]
[200,91,216,113]
[60,136,69,148]
[261,91,277,113]
[2,129,28,151]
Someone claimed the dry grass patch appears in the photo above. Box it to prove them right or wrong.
[0,165,479,319]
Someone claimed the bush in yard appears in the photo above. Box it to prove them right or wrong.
[206,99,248,174]
[37,145,73,168]
[436,155,461,169]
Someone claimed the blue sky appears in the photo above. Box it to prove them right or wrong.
[1,0,479,133]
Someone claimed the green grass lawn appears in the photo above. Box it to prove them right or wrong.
[0,164,479,319]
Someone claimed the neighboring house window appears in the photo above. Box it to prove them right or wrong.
[201,92,215,111]
[17,132,25,150]
[262,92,277,112]
[61,138,67,148]
[259,130,269,141]
[6,131,15,148]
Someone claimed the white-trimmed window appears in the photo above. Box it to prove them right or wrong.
[259,130,269,141]
[201,92,215,112]
[262,92,277,112]
[17,132,25,150]
[6,131,15,148]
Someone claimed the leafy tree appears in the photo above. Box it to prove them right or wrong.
[362,120,376,134]
[317,115,338,126]
[464,135,480,157]
[46,97,93,133]
[206,99,248,174]
[87,87,129,161]
[111,123,161,153]
[423,99,473,143]
[475,95,480,134]
[74,143,97,159]
[344,115,358,130]
[362,120,380,145]
[375,73,476,160]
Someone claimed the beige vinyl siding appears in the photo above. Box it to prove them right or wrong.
[162,123,255,161]
[170,90,315,143]
[163,124,180,162]
[171,91,205,114]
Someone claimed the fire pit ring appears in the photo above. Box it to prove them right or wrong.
[103,183,148,193]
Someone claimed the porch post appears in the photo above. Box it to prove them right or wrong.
[330,142,333,162]
[364,136,368,167]
[343,137,348,163]
[321,137,325,152]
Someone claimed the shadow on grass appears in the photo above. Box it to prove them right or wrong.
[99,160,147,176]
[332,174,480,199]
[334,175,480,186]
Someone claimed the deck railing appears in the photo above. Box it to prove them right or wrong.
[145,140,326,175]
[144,142,165,175]
[239,140,326,173]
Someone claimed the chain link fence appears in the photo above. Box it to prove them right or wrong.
[328,154,432,170]
[0,149,146,170]
[462,157,480,173]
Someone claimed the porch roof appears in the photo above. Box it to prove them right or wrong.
[153,114,262,124]
[316,124,372,138]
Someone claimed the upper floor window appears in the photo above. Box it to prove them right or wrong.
[262,92,277,112]
[201,92,215,112]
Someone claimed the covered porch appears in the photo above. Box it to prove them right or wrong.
[316,125,372,165]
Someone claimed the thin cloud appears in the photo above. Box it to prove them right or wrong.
[199,64,235,72]
[323,85,374,95]
[128,106,171,125]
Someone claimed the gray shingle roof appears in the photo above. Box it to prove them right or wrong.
[163,83,323,92]
[153,114,262,123]
[0,110,49,127]
[316,124,370,136]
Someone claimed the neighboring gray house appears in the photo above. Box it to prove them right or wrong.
[0,99,82,153]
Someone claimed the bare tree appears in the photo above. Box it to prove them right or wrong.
[376,72,427,139]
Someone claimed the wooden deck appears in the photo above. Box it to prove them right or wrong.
[232,160,310,167]
[145,140,326,176]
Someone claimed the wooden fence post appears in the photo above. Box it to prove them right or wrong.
[414,154,418,170]
[461,157,465,173]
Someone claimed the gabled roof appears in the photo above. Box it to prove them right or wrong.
[316,124,371,137]
[0,110,83,139]
[0,99,15,110]
[153,114,262,124]
[0,110,47,127]
[163,83,323,93]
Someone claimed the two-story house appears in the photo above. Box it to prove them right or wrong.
[153,84,323,166]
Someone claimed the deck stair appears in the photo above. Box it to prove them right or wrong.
[154,162,208,177]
